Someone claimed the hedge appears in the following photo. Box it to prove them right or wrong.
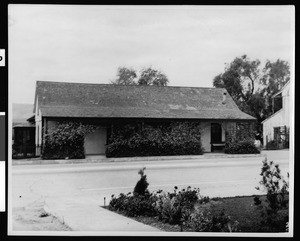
[225,140,260,154]
[106,122,203,157]
[42,122,95,159]
[224,123,260,154]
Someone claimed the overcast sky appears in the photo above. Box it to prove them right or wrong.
[8,5,294,104]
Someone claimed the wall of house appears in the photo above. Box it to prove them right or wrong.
[84,127,107,155]
[263,84,290,146]
[200,122,211,152]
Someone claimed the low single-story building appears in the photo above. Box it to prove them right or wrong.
[33,81,256,156]
[12,104,36,158]
[262,81,290,149]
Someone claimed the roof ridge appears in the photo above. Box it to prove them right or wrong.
[36,80,223,90]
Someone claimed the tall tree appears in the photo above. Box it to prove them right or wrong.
[213,55,262,118]
[110,67,137,85]
[260,59,290,115]
[138,67,169,86]
[213,55,290,136]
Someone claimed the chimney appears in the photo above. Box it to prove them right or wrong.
[222,92,227,104]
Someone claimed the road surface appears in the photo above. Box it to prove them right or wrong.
[11,150,290,209]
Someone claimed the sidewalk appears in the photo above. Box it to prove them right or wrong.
[43,195,161,232]
[12,152,266,166]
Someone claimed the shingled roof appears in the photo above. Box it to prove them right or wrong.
[34,81,255,120]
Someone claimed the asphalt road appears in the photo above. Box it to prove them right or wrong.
[11,150,290,209]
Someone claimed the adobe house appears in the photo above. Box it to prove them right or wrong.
[262,81,290,149]
[33,81,256,156]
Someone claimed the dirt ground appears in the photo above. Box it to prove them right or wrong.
[12,201,72,231]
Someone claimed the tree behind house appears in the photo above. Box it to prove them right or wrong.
[110,66,169,86]
[213,55,290,135]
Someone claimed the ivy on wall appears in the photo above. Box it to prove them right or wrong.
[42,122,95,159]
[106,122,203,157]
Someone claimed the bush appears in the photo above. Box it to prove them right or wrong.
[154,192,182,224]
[187,208,239,232]
[225,140,260,154]
[109,168,157,217]
[255,158,289,232]
[133,167,149,196]
[42,122,95,159]
[224,123,260,154]
[109,192,157,217]
[266,140,278,150]
[106,122,203,157]
[154,186,201,225]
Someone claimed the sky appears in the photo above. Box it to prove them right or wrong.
[8,5,294,104]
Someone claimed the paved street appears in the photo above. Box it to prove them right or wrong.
[11,150,290,209]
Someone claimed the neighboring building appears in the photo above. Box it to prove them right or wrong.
[262,81,290,149]
[33,81,256,156]
[12,104,36,158]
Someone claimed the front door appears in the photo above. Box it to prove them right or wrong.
[211,123,222,144]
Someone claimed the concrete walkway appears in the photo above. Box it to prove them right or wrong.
[43,195,161,232]
[12,152,268,165]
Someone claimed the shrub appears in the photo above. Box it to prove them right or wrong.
[154,193,182,224]
[106,122,203,157]
[225,140,260,154]
[133,167,149,196]
[109,192,157,217]
[109,168,157,217]
[225,123,260,154]
[42,122,95,159]
[266,140,278,150]
[187,208,239,232]
[254,158,289,232]
[154,186,201,225]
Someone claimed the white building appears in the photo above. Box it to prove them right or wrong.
[262,81,290,149]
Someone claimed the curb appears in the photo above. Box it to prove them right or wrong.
[12,153,266,166]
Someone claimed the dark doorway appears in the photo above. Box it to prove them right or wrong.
[211,123,224,152]
[211,123,222,143]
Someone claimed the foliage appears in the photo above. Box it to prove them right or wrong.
[154,186,202,225]
[254,158,289,232]
[109,168,155,217]
[265,140,278,150]
[213,55,290,135]
[261,59,290,116]
[106,122,203,157]
[224,123,260,154]
[138,67,169,86]
[187,208,240,232]
[110,66,169,86]
[109,183,242,232]
[225,140,260,154]
[42,122,95,159]
[109,192,157,217]
[110,67,137,85]
[133,167,149,196]
[154,192,183,224]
